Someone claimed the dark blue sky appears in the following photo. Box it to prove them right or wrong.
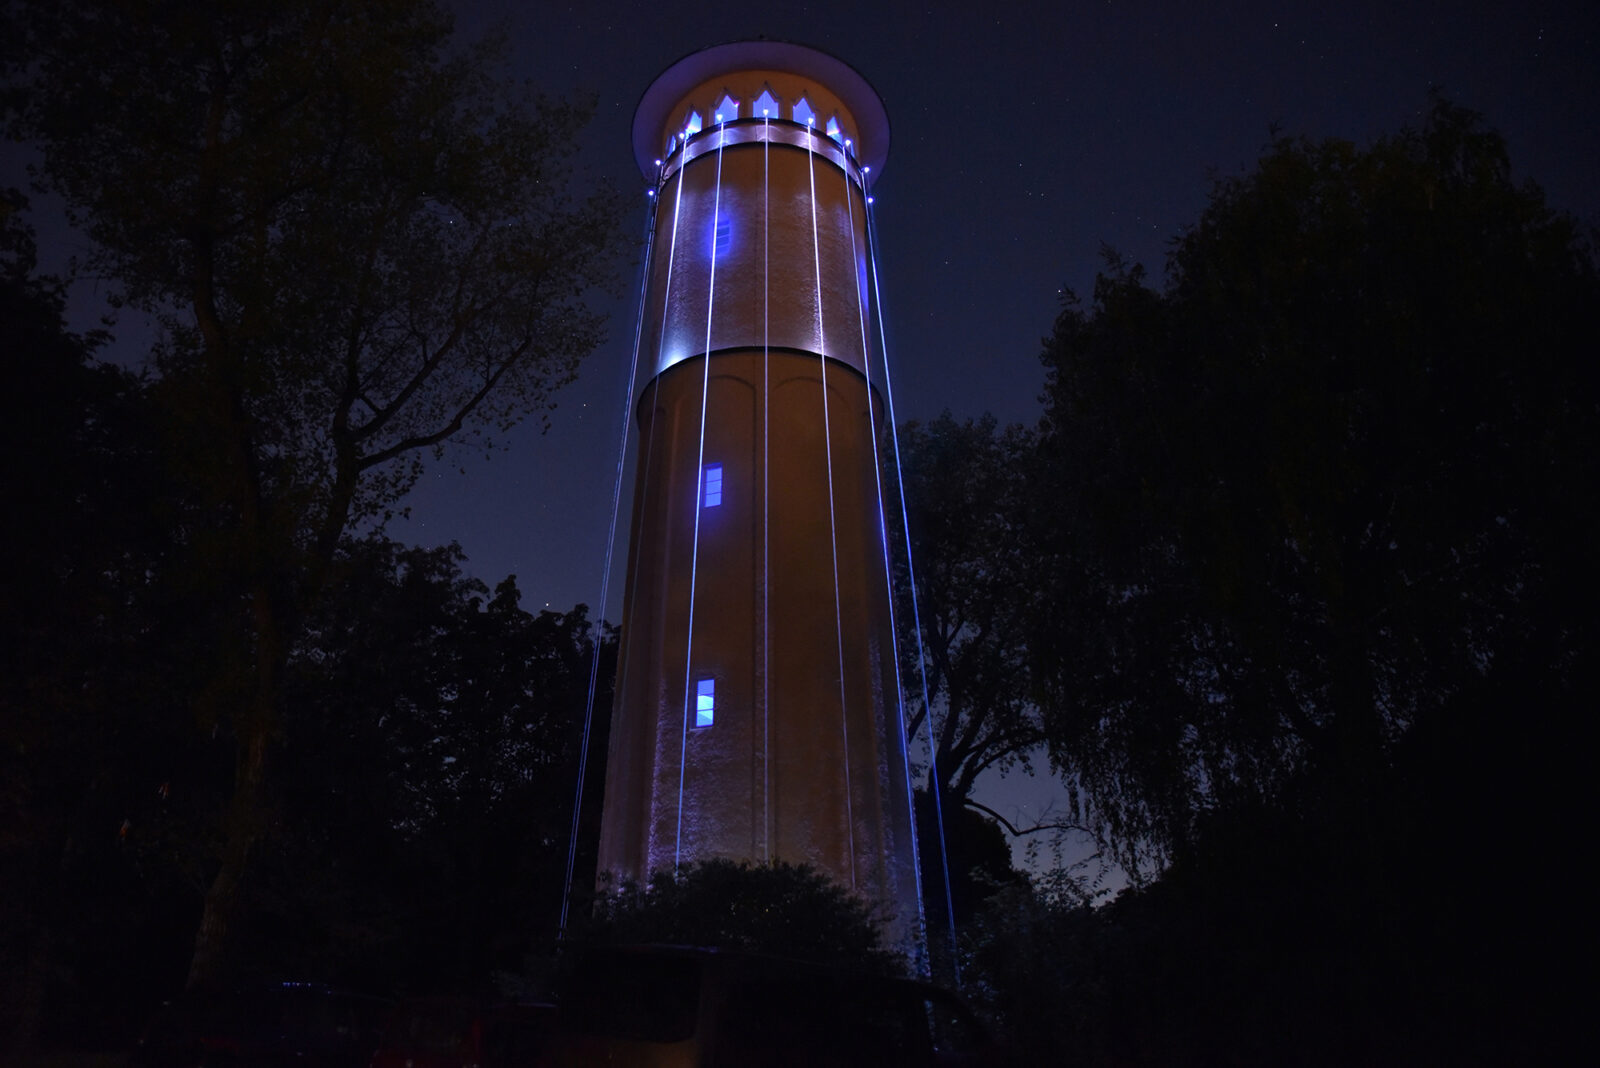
[394,0,1598,622]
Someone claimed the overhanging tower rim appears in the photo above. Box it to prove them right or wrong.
[632,39,891,183]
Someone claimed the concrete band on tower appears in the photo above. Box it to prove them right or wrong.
[597,41,924,958]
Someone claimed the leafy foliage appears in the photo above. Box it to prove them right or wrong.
[892,415,1045,804]
[0,201,204,1052]
[5,0,626,985]
[10,0,625,542]
[963,680,1585,1065]
[244,538,615,989]
[1032,98,1599,865]
[578,859,904,976]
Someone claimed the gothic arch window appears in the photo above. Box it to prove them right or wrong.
[713,93,739,124]
[753,87,780,119]
[684,110,703,138]
[825,115,844,143]
[791,96,815,127]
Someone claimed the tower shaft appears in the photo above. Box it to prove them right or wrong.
[598,43,920,951]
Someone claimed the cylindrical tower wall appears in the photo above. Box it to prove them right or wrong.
[598,43,920,954]
[640,78,874,380]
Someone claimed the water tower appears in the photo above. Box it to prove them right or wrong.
[596,41,922,953]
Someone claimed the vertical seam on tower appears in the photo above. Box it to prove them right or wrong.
[674,124,727,868]
[806,126,858,889]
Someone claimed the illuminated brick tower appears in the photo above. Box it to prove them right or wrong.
[597,42,922,951]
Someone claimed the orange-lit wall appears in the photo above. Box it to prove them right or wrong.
[598,49,921,954]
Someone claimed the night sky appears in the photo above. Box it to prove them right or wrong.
[19,1,1600,849]
[394,0,1598,616]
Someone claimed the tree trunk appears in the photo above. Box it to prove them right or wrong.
[186,716,271,989]
[187,581,286,990]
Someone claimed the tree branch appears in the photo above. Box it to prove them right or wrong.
[964,799,1092,839]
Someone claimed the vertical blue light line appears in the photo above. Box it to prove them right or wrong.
[844,164,930,976]
[866,196,960,984]
[674,124,727,868]
[762,115,772,863]
[628,142,690,872]
[558,181,661,936]
[806,121,857,888]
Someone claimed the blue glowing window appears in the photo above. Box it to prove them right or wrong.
[684,110,702,137]
[754,88,780,119]
[825,115,844,143]
[695,678,715,728]
[702,464,722,507]
[792,97,815,127]
[713,216,732,258]
[713,94,739,124]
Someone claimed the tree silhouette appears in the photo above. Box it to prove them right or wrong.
[0,200,203,1053]
[578,859,903,976]
[1031,97,1599,867]
[892,414,1046,808]
[6,0,626,986]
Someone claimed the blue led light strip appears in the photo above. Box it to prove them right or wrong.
[762,116,772,863]
[865,196,961,985]
[558,182,661,937]
[844,166,930,976]
[806,121,858,889]
[623,151,689,874]
[674,123,728,868]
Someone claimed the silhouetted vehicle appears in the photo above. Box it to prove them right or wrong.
[370,995,558,1068]
[539,945,1007,1067]
[128,981,392,1068]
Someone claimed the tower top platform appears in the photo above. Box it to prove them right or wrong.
[632,40,890,183]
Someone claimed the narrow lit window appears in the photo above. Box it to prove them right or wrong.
[825,115,844,143]
[684,110,703,137]
[702,464,723,507]
[695,678,715,728]
[792,96,815,127]
[714,93,739,124]
[754,87,780,118]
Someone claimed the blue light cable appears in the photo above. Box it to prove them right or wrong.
[805,119,858,888]
[674,122,728,867]
[559,168,662,936]
[761,112,772,861]
[621,140,688,874]
[844,158,931,976]
[865,195,961,985]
